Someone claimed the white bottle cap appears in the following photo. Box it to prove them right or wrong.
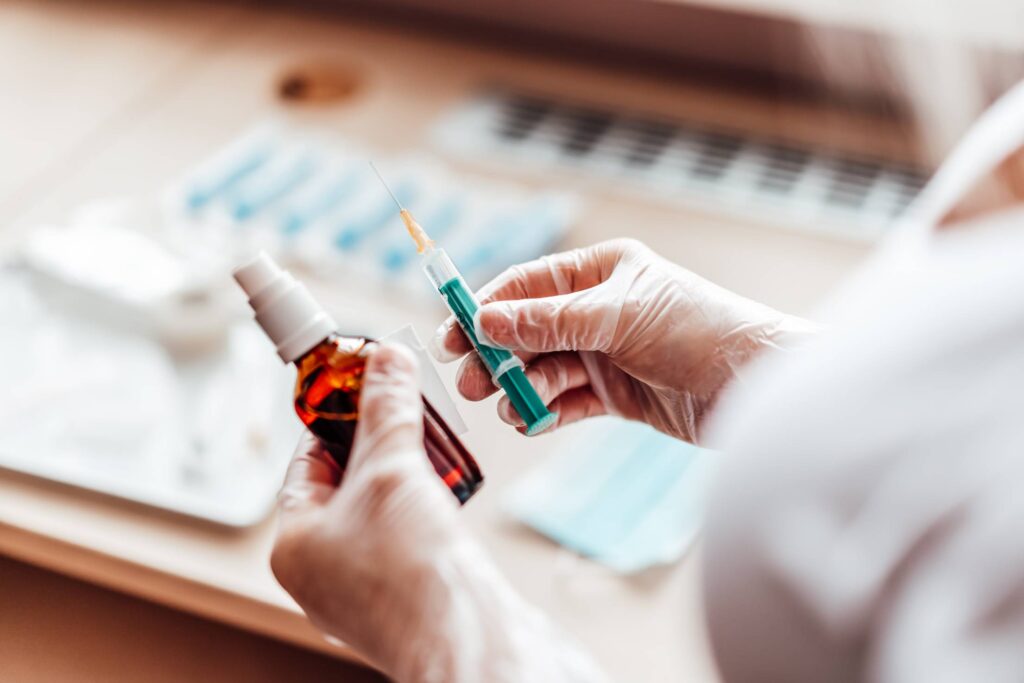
[232,252,337,363]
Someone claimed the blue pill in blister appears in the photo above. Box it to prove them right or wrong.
[281,166,363,235]
[461,199,563,278]
[423,197,462,239]
[186,145,274,211]
[334,181,416,250]
[382,248,408,272]
[231,152,318,221]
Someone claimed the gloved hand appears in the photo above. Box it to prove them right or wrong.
[433,238,816,443]
[271,343,607,683]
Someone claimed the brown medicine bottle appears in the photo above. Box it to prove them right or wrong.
[234,253,483,504]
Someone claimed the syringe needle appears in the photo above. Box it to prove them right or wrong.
[370,161,404,210]
[369,161,434,254]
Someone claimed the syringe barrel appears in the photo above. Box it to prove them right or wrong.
[426,249,521,378]
[422,248,460,290]
[425,249,557,435]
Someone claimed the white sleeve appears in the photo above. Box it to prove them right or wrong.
[700,212,1024,683]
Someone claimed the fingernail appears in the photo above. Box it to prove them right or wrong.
[474,304,510,348]
[497,396,525,426]
[429,320,459,362]
[359,341,380,358]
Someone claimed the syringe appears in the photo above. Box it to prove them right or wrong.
[371,163,558,436]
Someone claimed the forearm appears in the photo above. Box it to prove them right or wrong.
[383,539,609,683]
[692,309,819,443]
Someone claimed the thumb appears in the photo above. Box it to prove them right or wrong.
[347,342,425,472]
[474,284,622,353]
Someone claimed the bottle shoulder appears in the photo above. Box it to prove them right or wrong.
[295,334,369,374]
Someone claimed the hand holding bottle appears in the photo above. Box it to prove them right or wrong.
[271,343,607,682]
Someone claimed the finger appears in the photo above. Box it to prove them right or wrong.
[455,348,540,401]
[475,283,622,354]
[496,353,590,425]
[476,239,634,303]
[429,315,539,367]
[428,314,469,363]
[517,386,607,434]
[278,432,343,519]
[456,353,500,402]
[347,342,425,472]
[429,240,634,362]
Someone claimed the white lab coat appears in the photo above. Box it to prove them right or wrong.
[703,80,1024,682]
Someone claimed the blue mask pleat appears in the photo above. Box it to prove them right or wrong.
[504,418,715,573]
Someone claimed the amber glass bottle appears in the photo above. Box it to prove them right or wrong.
[293,333,482,503]
[233,252,483,504]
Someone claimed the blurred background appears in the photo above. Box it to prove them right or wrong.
[1,1,1022,681]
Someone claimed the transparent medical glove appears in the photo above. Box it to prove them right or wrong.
[433,238,816,443]
[271,343,607,683]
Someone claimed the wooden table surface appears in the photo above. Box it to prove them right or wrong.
[0,1,883,680]
[0,555,386,682]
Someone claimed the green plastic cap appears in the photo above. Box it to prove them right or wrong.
[497,367,558,436]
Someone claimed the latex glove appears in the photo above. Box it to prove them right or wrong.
[433,238,816,443]
[271,343,607,683]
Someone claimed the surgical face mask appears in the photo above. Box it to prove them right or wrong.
[503,417,716,574]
